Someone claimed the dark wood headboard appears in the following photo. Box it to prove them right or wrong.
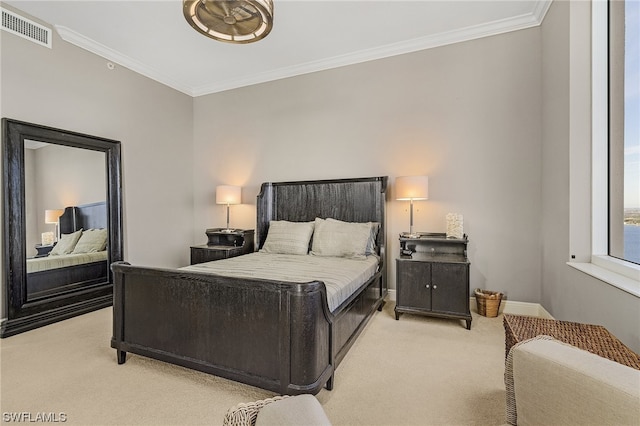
[59,201,107,234]
[256,176,388,251]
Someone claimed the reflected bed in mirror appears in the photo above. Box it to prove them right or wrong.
[27,202,108,301]
[1,119,122,338]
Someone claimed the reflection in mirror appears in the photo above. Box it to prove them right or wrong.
[24,142,108,301]
[1,118,122,338]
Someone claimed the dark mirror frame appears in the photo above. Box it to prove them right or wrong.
[1,118,123,337]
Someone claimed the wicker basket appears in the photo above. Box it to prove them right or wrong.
[475,289,503,317]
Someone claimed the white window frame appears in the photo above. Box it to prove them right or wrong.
[568,0,640,297]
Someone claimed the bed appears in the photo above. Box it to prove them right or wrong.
[27,202,108,299]
[111,176,388,395]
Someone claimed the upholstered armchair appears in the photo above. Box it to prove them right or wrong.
[505,336,640,425]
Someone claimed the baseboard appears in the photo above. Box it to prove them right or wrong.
[385,290,554,319]
[496,298,553,318]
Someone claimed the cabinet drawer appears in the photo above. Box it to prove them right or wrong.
[190,247,226,264]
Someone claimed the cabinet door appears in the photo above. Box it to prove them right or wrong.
[397,261,432,310]
[431,263,468,314]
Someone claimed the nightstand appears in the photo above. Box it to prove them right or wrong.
[395,233,472,329]
[190,228,255,265]
[34,243,55,258]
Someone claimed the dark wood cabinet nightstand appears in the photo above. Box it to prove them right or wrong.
[395,233,472,329]
[34,243,55,258]
[190,228,255,265]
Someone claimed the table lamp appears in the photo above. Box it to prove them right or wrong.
[395,176,429,238]
[45,209,64,241]
[216,185,241,232]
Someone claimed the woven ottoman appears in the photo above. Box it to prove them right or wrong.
[503,314,640,369]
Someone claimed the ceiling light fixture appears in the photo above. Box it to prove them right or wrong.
[183,0,273,44]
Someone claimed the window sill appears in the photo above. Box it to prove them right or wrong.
[567,256,640,298]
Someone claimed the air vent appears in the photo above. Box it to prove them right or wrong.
[1,7,52,48]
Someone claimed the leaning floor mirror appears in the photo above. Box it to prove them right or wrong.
[1,118,123,337]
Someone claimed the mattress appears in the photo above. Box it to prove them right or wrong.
[27,251,108,273]
[182,252,380,312]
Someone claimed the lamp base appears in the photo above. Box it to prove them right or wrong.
[400,232,421,239]
[220,228,236,233]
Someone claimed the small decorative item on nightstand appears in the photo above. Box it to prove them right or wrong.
[395,232,472,329]
[446,213,464,239]
[190,228,255,265]
[41,231,55,246]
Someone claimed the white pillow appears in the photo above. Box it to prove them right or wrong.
[260,220,314,255]
[49,229,83,256]
[72,228,108,253]
[366,222,380,255]
[311,218,373,259]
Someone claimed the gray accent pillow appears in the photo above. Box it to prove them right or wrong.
[260,220,314,255]
[49,229,83,255]
[311,218,372,259]
[366,222,380,255]
[72,228,108,253]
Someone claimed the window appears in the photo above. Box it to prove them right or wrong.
[609,0,639,266]
[572,0,640,295]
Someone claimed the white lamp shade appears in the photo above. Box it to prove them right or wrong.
[45,209,64,224]
[395,176,429,200]
[216,185,241,205]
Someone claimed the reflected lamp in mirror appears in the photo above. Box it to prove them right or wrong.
[216,185,241,232]
[45,209,64,241]
[396,176,429,238]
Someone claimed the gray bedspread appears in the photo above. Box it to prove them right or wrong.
[181,252,379,312]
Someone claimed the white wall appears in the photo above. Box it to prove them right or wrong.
[24,144,105,256]
[0,5,195,274]
[541,0,640,352]
[193,27,544,302]
[33,144,106,210]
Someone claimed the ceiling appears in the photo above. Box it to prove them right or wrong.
[4,0,551,97]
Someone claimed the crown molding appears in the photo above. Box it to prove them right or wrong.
[533,0,553,23]
[55,0,553,98]
[194,1,553,96]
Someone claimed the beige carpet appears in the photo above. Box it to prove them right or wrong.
[0,302,507,425]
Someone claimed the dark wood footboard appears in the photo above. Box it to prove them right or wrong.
[27,261,108,299]
[112,176,388,394]
[111,262,384,394]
